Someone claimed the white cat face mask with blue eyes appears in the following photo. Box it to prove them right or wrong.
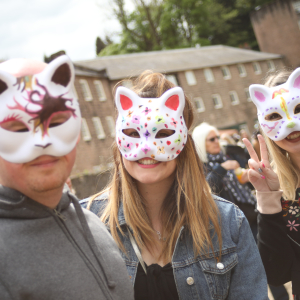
[250,67,300,141]
[115,86,188,161]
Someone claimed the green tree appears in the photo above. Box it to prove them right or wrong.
[98,0,273,56]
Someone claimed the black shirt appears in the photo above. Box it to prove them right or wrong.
[134,262,179,300]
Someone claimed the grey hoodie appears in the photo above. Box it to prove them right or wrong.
[0,185,134,300]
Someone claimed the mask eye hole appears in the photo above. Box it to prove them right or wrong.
[264,113,282,121]
[155,129,175,139]
[0,116,29,132]
[49,111,72,128]
[294,104,300,115]
[122,128,140,138]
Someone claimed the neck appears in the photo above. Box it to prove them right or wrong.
[136,175,175,229]
[25,188,64,209]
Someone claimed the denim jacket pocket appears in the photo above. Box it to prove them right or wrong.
[199,250,238,300]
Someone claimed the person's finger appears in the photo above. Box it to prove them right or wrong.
[247,169,270,192]
[257,135,271,168]
[248,158,262,173]
[242,138,259,163]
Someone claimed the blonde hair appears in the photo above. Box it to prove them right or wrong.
[263,69,299,200]
[192,122,219,163]
[88,71,222,262]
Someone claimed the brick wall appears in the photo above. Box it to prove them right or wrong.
[72,75,116,176]
[251,0,300,67]
[177,59,284,132]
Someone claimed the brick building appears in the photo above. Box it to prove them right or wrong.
[72,45,284,177]
[251,0,300,67]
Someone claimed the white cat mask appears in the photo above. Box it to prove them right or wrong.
[0,55,81,163]
[115,86,188,161]
[250,67,300,141]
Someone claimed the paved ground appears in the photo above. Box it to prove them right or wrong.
[268,282,292,300]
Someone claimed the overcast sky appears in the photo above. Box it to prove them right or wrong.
[0,0,131,62]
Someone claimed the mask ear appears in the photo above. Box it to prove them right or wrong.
[33,55,75,96]
[160,87,185,113]
[249,84,272,111]
[286,67,300,91]
[115,86,138,112]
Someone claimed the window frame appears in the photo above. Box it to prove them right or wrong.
[221,66,231,80]
[79,79,93,101]
[237,64,247,77]
[266,60,275,72]
[252,62,261,75]
[122,80,133,88]
[194,97,205,112]
[245,88,252,102]
[212,94,223,109]
[166,74,178,86]
[92,117,106,139]
[185,71,197,86]
[105,116,115,137]
[81,118,92,141]
[204,68,214,83]
[229,90,240,105]
[94,80,107,102]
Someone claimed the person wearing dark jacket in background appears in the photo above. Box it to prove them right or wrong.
[192,122,257,228]
[0,56,133,300]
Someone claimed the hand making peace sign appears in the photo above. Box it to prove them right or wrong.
[243,135,280,192]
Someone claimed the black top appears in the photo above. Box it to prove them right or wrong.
[258,188,300,295]
[134,262,179,300]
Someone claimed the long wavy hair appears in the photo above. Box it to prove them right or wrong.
[88,71,222,262]
[263,69,299,200]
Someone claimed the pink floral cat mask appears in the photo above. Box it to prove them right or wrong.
[250,67,300,141]
[0,55,81,163]
[115,86,188,161]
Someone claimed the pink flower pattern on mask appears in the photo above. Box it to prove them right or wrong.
[141,144,151,154]
[132,115,140,124]
[142,107,152,115]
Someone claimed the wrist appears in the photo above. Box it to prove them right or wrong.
[256,190,283,214]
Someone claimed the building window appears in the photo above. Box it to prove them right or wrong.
[194,97,205,112]
[81,118,91,141]
[252,62,261,75]
[94,80,107,101]
[237,64,247,77]
[229,91,240,105]
[245,88,252,102]
[92,117,106,139]
[267,60,275,71]
[79,79,93,101]
[166,75,178,86]
[221,66,231,80]
[122,80,133,88]
[185,71,197,85]
[212,94,223,109]
[204,68,214,83]
[105,116,115,137]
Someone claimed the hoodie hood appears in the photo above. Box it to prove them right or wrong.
[0,185,70,219]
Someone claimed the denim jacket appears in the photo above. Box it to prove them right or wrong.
[80,195,268,300]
